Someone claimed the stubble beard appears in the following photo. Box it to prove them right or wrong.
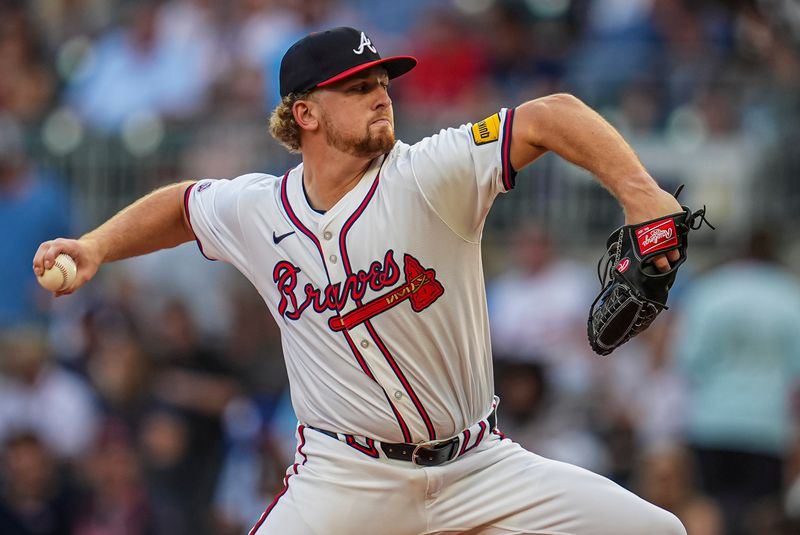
[322,113,395,159]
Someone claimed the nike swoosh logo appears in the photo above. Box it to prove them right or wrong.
[272,230,296,244]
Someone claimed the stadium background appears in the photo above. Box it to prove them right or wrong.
[2,0,800,533]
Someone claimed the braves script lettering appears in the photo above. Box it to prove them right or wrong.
[274,250,400,320]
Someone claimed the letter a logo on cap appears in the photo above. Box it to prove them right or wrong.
[353,32,377,55]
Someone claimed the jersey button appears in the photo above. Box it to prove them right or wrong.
[329,254,338,263]
[323,231,333,240]
[394,390,403,400]
[360,339,369,349]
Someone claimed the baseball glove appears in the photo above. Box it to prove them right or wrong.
[587,187,713,356]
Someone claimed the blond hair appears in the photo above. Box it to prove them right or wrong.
[269,91,314,153]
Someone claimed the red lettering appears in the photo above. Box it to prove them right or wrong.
[273,249,403,320]
[379,250,400,287]
[273,261,300,318]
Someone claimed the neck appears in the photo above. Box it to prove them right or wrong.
[302,148,377,212]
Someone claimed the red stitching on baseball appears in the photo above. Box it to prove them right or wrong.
[56,259,68,290]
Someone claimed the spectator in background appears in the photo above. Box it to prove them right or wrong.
[148,300,242,535]
[119,244,237,342]
[0,115,71,327]
[650,0,729,110]
[636,443,724,535]
[67,1,215,132]
[672,226,800,534]
[72,420,154,535]
[598,320,689,484]
[83,316,152,426]
[488,224,594,393]
[26,0,113,51]
[137,407,193,534]
[251,0,364,110]
[0,326,98,462]
[494,360,608,474]
[234,0,303,75]
[482,2,569,103]
[0,431,74,535]
[566,0,662,105]
[488,225,603,472]
[211,401,287,535]
[0,3,54,122]
[346,0,438,35]
[400,10,490,120]
[155,0,225,88]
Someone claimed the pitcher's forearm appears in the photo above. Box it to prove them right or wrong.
[82,181,196,263]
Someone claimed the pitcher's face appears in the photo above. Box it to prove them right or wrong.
[315,67,395,158]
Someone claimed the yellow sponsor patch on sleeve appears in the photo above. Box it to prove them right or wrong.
[471,113,501,145]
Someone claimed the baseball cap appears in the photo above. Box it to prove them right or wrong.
[279,27,417,98]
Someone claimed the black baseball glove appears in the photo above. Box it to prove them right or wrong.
[587,188,713,356]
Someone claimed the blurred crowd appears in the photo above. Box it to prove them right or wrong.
[3,0,800,534]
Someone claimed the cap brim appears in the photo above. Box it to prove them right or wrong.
[316,56,417,88]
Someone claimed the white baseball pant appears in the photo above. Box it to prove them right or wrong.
[251,426,686,535]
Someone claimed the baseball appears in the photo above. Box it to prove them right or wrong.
[37,253,77,292]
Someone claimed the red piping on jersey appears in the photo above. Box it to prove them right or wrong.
[458,429,471,456]
[386,396,411,443]
[280,171,322,250]
[341,329,411,440]
[248,425,308,535]
[361,321,436,440]
[459,421,487,456]
[345,435,380,458]
[338,171,438,441]
[280,171,413,442]
[501,108,517,191]
[341,330,412,442]
[342,330,376,380]
[183,183,215,261]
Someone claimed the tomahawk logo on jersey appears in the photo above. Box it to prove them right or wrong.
[184,108,516,445]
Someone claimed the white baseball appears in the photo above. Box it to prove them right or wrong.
[37,253,77,292]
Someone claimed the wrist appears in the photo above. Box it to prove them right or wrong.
[78,235,108,265]
[620,184,683,225]
[614,173,661,208]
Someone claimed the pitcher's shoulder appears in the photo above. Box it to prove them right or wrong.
[231,172,284,190]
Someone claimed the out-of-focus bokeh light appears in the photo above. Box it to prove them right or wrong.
[42,107,84,155]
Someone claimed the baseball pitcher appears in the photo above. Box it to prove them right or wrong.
[34,27,689,535]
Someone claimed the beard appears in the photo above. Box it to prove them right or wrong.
[321,112,395,158]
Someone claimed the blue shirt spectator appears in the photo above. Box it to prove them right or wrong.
[0,117,71,327]
[672,228,800,531]
[68,2,212,132]
[674,255,800,456]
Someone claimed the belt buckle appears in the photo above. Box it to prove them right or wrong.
[410,437,455,466]
[410,443,426,465]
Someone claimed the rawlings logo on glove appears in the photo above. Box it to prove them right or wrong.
[587,187,714,356]
[638,222,677,253]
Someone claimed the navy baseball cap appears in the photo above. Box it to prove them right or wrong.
[279,27,417,98]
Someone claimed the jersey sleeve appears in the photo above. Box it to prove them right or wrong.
[408,107,517,242]
[184,176,255,274]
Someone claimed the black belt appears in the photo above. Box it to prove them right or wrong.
[311,408,496,467]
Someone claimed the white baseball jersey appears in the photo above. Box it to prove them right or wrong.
[185,108,687,535]
[185,108,517,445]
